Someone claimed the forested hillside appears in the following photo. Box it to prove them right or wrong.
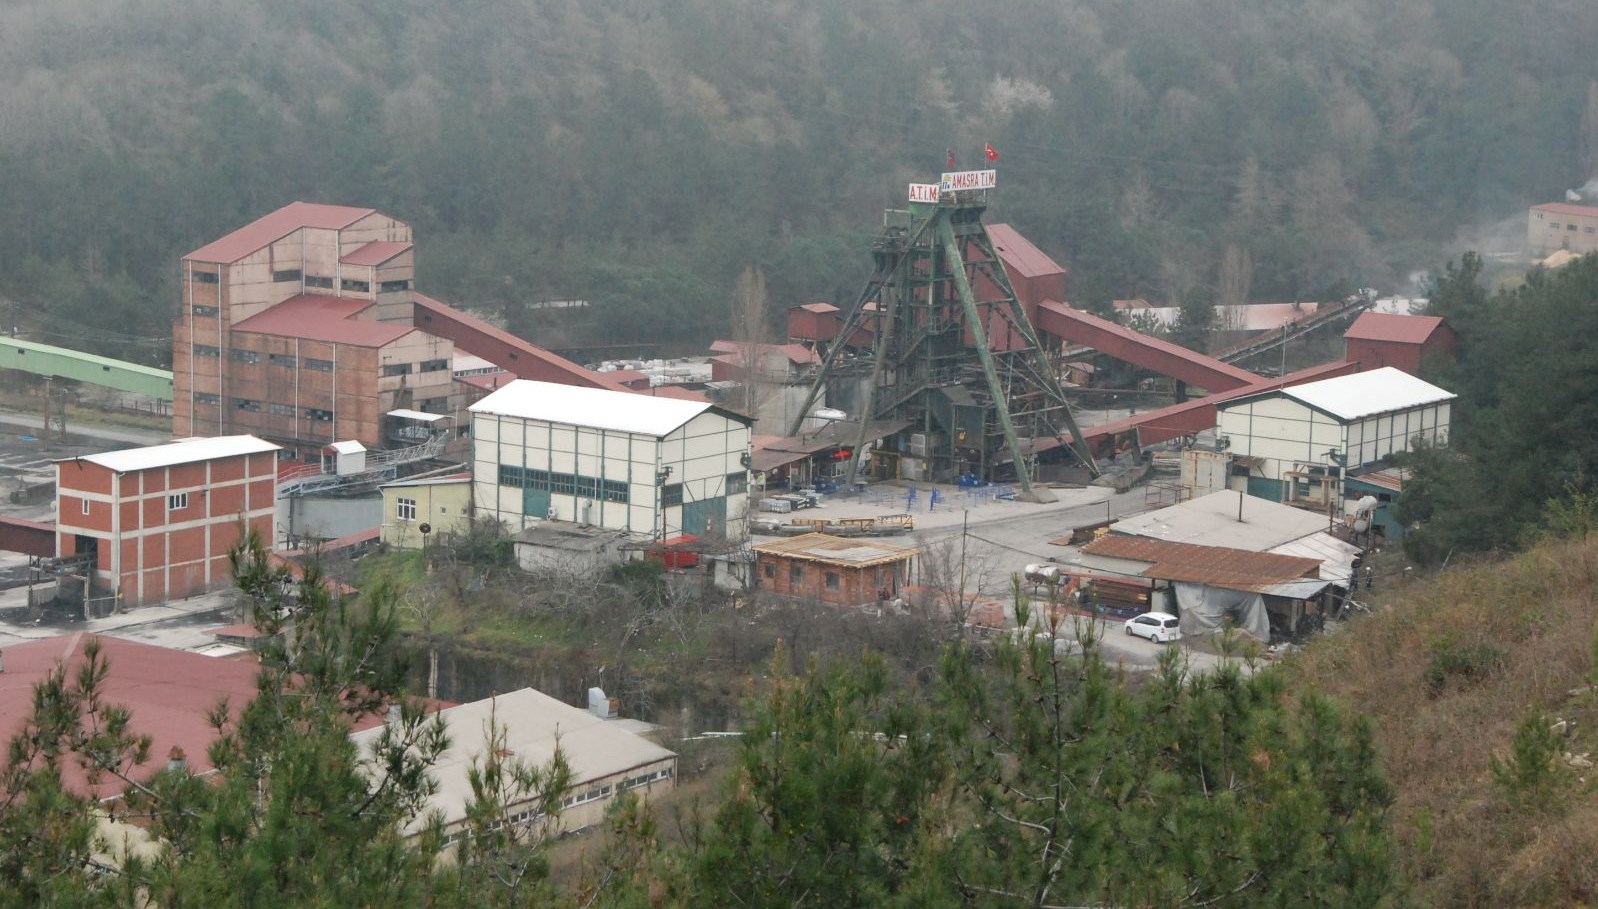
[2,0,1596,360]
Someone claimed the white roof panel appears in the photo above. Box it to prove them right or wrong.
[1276,367,1454,421]
[327,440,366,454]
[469,379,717,436]
[1110,490,1331,551]
[1268,533,1360,584]
[62,435,279,473]
[386,409,447,423]
[350,687,675,832]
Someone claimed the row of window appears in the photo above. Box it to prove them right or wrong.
[763,562,842,590]
[81,495,193,515]
[498,465,630,503]
[194,271,413,291]
[617,767,673,792]
[203,397,335,422]
[381,359,450,377]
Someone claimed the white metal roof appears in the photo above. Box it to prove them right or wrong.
[1268,367,1455,421]
[1268,533,1360,584]
[61,435,279,473]
[327,440,366,454]
[386,409,447,423]
[350,687,675,833]
[469,379,721,436]
[1110,490,1332,551]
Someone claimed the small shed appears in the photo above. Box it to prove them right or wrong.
[752,533,917,606]
[324,440,368,475]
[1343,313,1456,374]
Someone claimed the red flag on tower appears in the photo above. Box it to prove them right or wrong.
[984,142,1000,162]
[946,148,957,169]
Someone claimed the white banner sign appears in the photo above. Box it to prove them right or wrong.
[908,183,942,203]
[940,169,997,191]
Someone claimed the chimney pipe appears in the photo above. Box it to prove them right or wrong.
[167,745,188,774]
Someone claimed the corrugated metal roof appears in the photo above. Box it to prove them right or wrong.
[469,378,733,436]
[340,240,412,266]
[987,223,1066,278]
[1349,466,1408,492]
[380,472,471,489]
[184,202,380,263]
[0,634,261,798]
[753,532,917,567]
[1268,534,1360,584]
[1275,366,1454,421]
[350,687,675,833]
[233,294,415,347]
[1343,312,1448,344]
[60,435,279,473]
[1080,535,1321,579]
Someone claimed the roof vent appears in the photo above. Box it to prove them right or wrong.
[167,746,188,774]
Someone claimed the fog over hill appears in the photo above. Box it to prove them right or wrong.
[2,0,1596,358]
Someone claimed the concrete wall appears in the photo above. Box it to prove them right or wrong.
[381,481,472,549]
[277,493,383,547]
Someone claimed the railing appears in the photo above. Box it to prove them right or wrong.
[276,436,449,498]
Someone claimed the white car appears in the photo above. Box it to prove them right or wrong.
[1124,611,1182,643]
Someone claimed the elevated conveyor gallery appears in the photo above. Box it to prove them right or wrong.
[1034,301,1259,393]
[0,338,173,400]
[410,294,633,393]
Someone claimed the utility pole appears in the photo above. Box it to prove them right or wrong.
[957,510,969,609]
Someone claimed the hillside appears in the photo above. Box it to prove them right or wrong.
[3,0,1598,359]
[1289,535,1598,906]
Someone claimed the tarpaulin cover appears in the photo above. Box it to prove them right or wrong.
[1174,582,1270,640]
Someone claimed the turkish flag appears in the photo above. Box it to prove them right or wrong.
[946,148,957,168]
[984,142,999,162]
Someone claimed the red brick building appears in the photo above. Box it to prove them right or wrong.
[1343,312,1457,375]
[752,533,917,606]
[54,436,279,606]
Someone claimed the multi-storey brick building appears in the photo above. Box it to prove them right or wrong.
[54,436,279,606]
[174,203,469,459]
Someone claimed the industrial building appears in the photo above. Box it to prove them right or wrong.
[53,436,279,607]
[470,379,753,541]
[1215,367,1453,504]
[174,202,635,463]
[350,687,676,839]
[751,533,917,606]
[1528,202,1598,256]
[1342,312,1456,374]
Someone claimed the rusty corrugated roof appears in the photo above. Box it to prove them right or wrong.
[1080,535,1321,585]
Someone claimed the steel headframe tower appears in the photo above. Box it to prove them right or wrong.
[790,172,1100,503]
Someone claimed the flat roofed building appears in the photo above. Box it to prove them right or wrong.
[350,687,676,840]
[752,532,917,606]
[1217,367,1452,504]
[379,473,472,550]
[1529,202,1598,256]
[471,379,753,540]
[54,435,279,606]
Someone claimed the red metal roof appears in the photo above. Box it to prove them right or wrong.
[340,240,412,267]
[1343,312,1447,344]
[184,202,380,264]
[1081,536,1321,591]
[411,294,633,393]
[234,294,415,347]
[987,223,1066,279]
[0,634,261,798]
[1531,202,1598,218]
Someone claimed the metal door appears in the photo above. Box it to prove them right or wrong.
[523,486,551,518]
[682,495,726,538]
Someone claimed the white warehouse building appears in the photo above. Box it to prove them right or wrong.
[1216,366,1454,504]
[470,380,754,540]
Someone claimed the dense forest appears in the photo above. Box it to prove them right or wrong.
[2,0,1598,361]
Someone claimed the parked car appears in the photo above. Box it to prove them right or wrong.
[1124,611,1182,643]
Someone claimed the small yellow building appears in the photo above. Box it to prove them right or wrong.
[379,473,472,549]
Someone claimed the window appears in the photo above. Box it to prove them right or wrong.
[229,349,261,364]
[190,271,220,284]
[273,269,302,282]
[194,392,220,405]
[396,497,417,521]
[726,471,748,495]
[191,304,219,317]
[193,344,220,358]
[267,353,297,368]
[498,465,527,487]
[305,358,334,372]
[602,479,629,503]
[789,564,803,583]
[81,499,90,515]
[342,278,371,293]
[420,358,449,372]
[763,562,776,579]
[304,407,333,422]
[380,279,412,293]
[1552,222,1563,229]
[825,571,840,591]
[233,398,261,412]
[268,403,295,416]
[381,363,412,377]
[661,483,683,507]
[168,493,188,510]
[304,275,334,289]
[552,472,576,495]
[419,397,448,413]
